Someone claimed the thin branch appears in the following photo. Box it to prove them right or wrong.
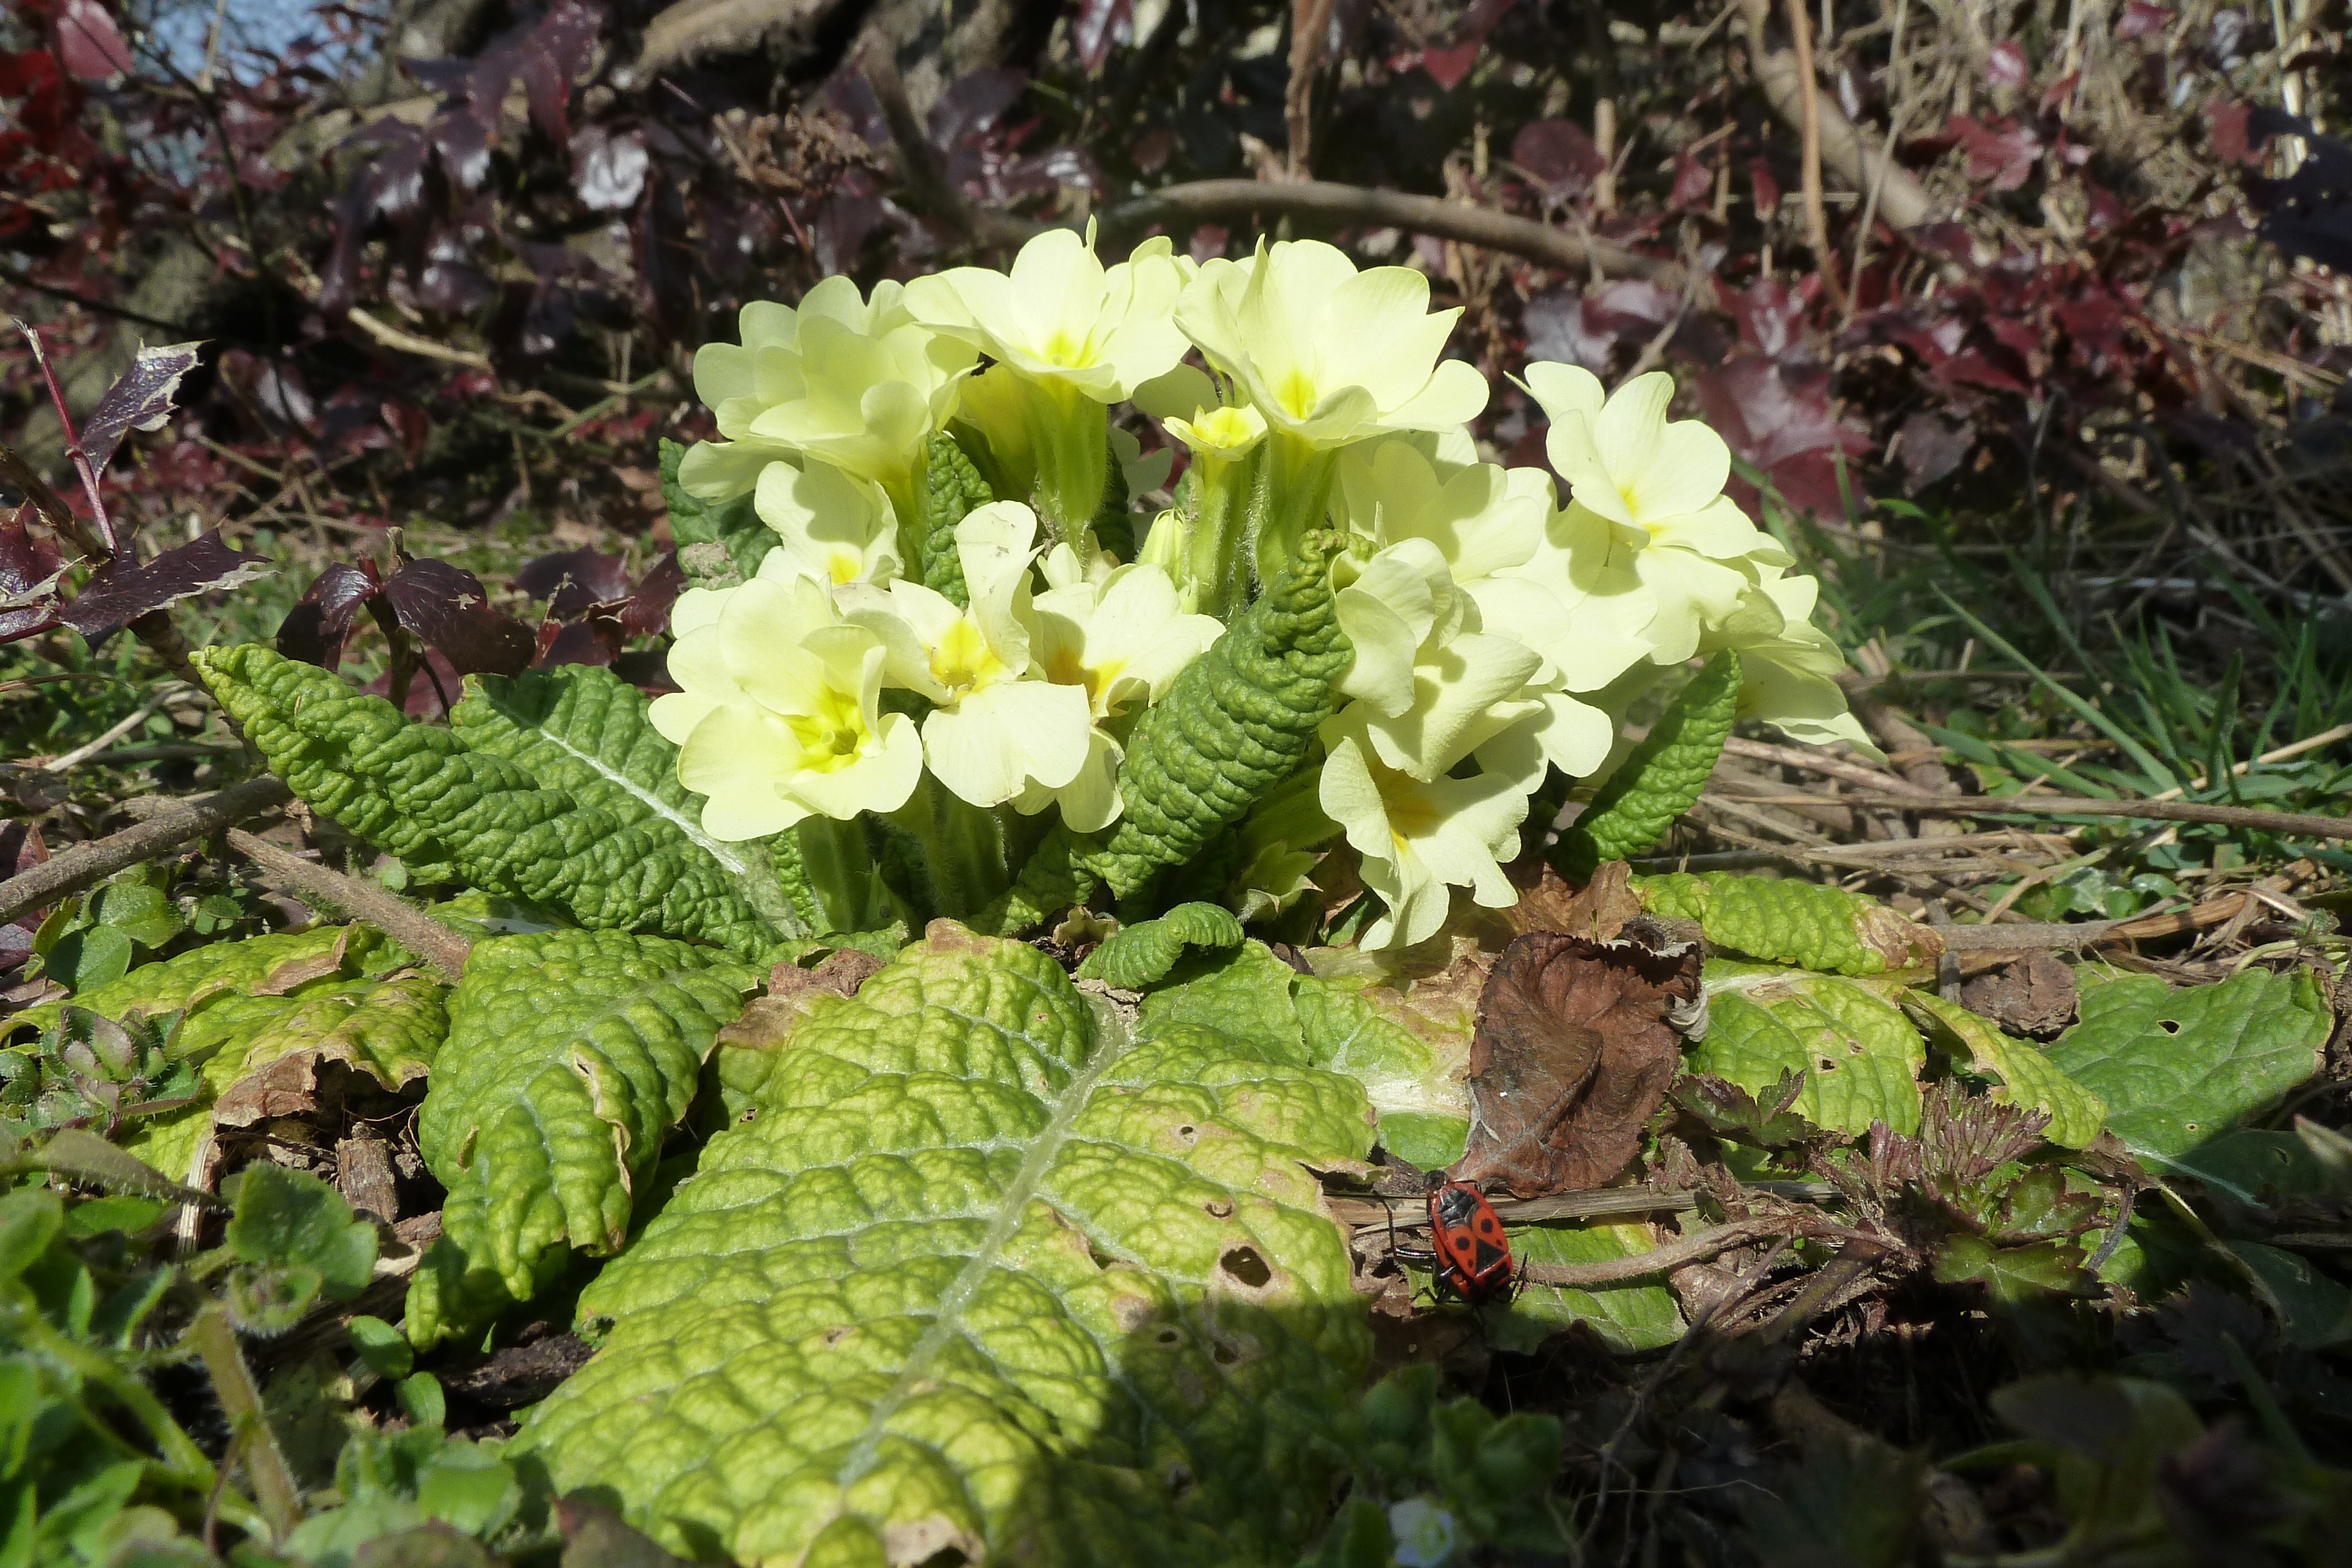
[1737,0,1937,232]
[1709,789,2352,840]
[1781,0,1848,313]
[223,829,473,980]
[0,776,293,926]
[344,306,492,371]
[1097,180,1685,285]
[1517,1218,1819,1288]
[1720,734,1937,796]
[862,46,1040,251]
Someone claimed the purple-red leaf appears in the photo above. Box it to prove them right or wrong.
[1420,0,1513,91]
[2118,0,2170,37]
[61,531,273,645]
[1986,39,2029,86]
[1510,119,1606,198]
[0,506,66,646]
[1949,113,2041,191]
[81,341,203,475]
[534,618,616,670]
[378,558,533,676]
[277,563,378,671]
[56,0,134,81]
[618,553,685,639]
[514,547,631,617]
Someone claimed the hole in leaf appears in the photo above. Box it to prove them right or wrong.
[1211,1340,1240,1365]
[1218,1246,1272,1288]
[1175,1123,1198,1142]
[738,1108,759,1124]
[1156,1327,1182,1345]
[2158,1019,2182,1035]
[821,1325,852,1347]
[1204,1199,1235,1219]
[1816,1057,1839,1072]
[1845,1038,1865,1055]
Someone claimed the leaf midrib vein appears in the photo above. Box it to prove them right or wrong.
[831,989,1134,1491]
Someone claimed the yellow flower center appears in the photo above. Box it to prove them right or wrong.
[1042,328,1089,367]
[785,687,871,774]
[1276,367,1320,420]
[928,617,1011,701]
[1045,648,1127,714]
[1384,786,1445,847]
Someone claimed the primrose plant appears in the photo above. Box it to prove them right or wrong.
[648,228,1864,949]
[161,229,1885,1566]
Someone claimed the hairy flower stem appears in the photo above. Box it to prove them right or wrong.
[1185,446,1255,620]
[1248,433,1338,593]
[881,773,1010,921]
[796,816,900,933]
[1023,379,1110,545]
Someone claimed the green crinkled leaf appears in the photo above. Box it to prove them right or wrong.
[662,436,772,587]
[1077,903,1245,990]
[1555,652,1740,878]
[1487,1223,1683,1355]
[915,431,992,606]
[1136,940,1307,1064]
[520,924,1374,1566]
[1290,975,1471,1168]
[1901,991,2105,1150]
[196,644,779,956]
[126,972,451,1186]
[1637,872,1940,976]
[451,663,800,937]
[1689,963,1925,1137]
[2043,969,2331,1165]
[6,926,380,1044]
[404,930,755,1349]
[977,822,1101,936]
[1089,532,1351,903]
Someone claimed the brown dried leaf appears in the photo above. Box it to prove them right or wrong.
[1456,921,1705,1195]
[1558,860,1645,943]
[1958,951,2078,1040]
[255,926,356,996]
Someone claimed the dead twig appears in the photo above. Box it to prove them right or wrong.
[0,776,293,927]
[1721,734,1937,797]
[223,829,472,981]
[1781,0,1848,313]
[1517,1218,1814,1288]
[1708,790,2352,840]
[1096,181,1685,285]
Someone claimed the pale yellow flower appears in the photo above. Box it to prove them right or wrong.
[1701,569,1879,755]
[838,501,1094,809]
[1521,364,1790,664]
[679,277,977,510]
[752,458,901,586]
[1176,240,1490,448]
[1012,552,1223,830]
[906,229,1191,404]
[649,573,923,840]
[1319,706,1544,951]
